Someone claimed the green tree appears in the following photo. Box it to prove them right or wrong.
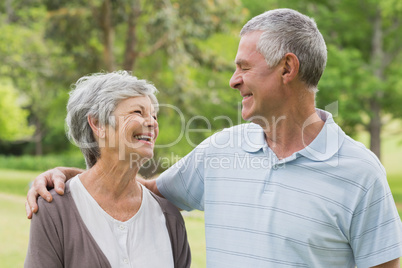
[313,0,402,159]
[39,0,245,172]
[1,0,246,174]
[0,3,75,155]
[0,80,33,141]
[0,0,79,154]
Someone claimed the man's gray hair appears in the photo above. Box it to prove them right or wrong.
[241,8,327,93]
[66,71,159,168]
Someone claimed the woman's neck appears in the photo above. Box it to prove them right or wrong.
[79,157,144,221]
[80,157,141,201]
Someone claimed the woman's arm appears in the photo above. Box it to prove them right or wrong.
[24,199,64,268]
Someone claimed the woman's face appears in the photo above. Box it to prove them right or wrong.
[103,96,158,164]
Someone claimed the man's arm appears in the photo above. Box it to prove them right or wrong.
[25,167,84,219]
[371,258,400,268]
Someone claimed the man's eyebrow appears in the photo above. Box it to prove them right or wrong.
[235,59,247,65]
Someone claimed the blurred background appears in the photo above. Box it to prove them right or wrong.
[0,0,401,267]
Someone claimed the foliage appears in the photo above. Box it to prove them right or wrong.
[1,0,401,167]
[0,0,246,169]
[153,32,244,163]
[0,2,76,154]
[312,0,402,159]
[0,80,33,140]
[317,45,377,136]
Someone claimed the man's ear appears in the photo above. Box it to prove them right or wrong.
[87,115,105,139]
[281,53,300,84]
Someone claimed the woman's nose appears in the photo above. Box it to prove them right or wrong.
[143,115,158,128]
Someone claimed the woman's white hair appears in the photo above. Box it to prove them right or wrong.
[66,71,158,168]
[241,8,327,93]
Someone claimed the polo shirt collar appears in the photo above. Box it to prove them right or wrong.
[240,109,345,161]
[241,123,266,153]
[298,109,345,161]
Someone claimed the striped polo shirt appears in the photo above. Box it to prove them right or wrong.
[157,109,402,267]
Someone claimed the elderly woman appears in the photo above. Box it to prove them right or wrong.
[25,71,191,268]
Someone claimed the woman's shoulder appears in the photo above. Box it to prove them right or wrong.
[36,181,74,218]
[148,191,185,223]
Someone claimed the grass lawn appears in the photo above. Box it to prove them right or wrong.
[0,169,41,196]
[0,192,30,268]
[183,211,206,267]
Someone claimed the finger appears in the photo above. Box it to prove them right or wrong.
[35,179,53,203]
[53,176,66,195]
[25,201,32,219]
[27,188,40,214]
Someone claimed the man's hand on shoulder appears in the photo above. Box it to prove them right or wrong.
[137,177,163,198]
[25,167,83,219]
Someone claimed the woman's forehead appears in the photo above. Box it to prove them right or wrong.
[116,96,156,113]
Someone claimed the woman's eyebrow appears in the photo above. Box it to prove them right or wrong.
[129,104,145,110]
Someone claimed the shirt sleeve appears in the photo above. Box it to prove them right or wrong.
[350,175,402,267]
[24,198,64,268]
[156,138,209,211]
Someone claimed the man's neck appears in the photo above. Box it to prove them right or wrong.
[261,108,324,159]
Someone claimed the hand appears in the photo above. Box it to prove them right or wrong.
[137,177,163,198]
[25,167,78,219]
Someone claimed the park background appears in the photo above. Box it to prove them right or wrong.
[0,0,401,267]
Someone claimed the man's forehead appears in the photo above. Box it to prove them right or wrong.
[240,31,263,44]
[234,46,263,66]
[235,32,262,58]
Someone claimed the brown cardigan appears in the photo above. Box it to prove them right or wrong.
[25,180,191,268]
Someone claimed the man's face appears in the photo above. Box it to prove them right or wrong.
[229,31,284,125]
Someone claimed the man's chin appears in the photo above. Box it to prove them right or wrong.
[242,111,261,124]
[241,110,252,122]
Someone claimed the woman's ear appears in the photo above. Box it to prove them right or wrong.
[88,115,105,139]
[281,53,300,85]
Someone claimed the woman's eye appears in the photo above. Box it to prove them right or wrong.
[133,110,142,115]
[152,115,157,120]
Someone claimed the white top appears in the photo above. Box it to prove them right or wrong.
[70,175,174,268]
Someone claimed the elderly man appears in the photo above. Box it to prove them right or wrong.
[27,8,401,267]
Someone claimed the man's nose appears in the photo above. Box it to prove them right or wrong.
[229,69,242,89]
